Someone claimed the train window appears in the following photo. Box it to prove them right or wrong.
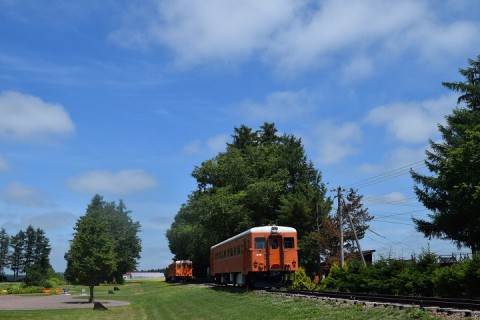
[240,244,244,254]
[271,238,279,249]
[284,237,295,249]
[237,245,240,255]
[254,237,266,249]
[177,264,181,269]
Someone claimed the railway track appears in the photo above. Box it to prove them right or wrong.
[264,289,480,317]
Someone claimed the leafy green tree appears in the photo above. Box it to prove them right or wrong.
[0,228,9,281]
[167,123,330,276]
[411,55,480,254]
[64,195,117,303]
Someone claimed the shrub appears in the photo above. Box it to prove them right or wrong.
[433,263,465,297]
[290,267,316,291]
[462,253,480,297]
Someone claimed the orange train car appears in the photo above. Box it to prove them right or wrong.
[210,226,298,287]
[165,260,193,282]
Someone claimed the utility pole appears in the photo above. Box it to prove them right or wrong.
[346,210,367,267]
[336,186,344,267]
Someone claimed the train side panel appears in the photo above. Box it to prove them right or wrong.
[210,226,298,287]
[165,260,193,282]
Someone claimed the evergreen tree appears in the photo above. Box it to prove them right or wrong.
[342,188,373,254]
[0,228,9,281]
[22,225,36,274]
[167,123,330,275]
[104,199,142,284]
[9,231,25,281]
[411,55,480,253]
[65,195,141,300]
[65,195,117,303]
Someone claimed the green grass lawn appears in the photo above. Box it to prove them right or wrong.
[0,279,441,320]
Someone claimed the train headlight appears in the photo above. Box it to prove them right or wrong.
[271,226,278,234]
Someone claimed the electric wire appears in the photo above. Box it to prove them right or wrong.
[347,160,426,190]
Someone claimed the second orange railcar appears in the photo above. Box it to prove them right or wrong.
[210,226,298,287]
[165,260,193,282]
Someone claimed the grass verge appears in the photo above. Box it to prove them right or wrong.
[0,280,441,319]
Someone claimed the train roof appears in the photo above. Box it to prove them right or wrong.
[211,226,296,249]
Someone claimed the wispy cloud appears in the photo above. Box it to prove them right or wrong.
[312,121,363,165]
[110,0,299,66]
[183,134,229,155]
[0,155,8,172]
[1,211,77,232]
[67,170,157,195]
[359,146,426,174]
[1,182,55,207]
[0,91,75,143]
[366,94,456,144]
[110,0,480,75]
[234,90,314,123]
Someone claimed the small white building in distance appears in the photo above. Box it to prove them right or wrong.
[123,272,164,279]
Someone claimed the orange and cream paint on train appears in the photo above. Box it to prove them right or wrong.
[165,260,193,282]
[210,226,298,287]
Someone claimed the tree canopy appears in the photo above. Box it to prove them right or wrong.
[65,195,141,302]
[411,55,480,253]
[167,123,331,276]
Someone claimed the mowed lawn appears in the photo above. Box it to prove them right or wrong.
[0,279,440,320]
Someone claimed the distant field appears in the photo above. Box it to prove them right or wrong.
[0,280,441,319]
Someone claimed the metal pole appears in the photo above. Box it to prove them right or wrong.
[337,187,344,267]
[347,212,366,266]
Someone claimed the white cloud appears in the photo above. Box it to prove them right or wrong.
[67,170,157,195]
[0,91,75,142]
[110,0,480,75]
[365,191,408,206]
[313,121,363,165]
[110,0,299,66]
[234,90,313,122]
[1,182,54,207]
[206,134,229,154]
[360,146,426,174]
[406,20,480,65]
[0,155,8,172]
[366,94,456,144]
[2,211,77,232]
[183,134,228,155]
[341,56,374,82]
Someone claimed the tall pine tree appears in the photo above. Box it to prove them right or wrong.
[411,55,480,253]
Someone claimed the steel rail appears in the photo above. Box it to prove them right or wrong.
[268,289,480,311]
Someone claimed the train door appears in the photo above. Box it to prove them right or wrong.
[267,235,283,271]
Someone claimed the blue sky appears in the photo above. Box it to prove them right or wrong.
[0,0,479,272]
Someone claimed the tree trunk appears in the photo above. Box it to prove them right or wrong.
[89,286,94,303]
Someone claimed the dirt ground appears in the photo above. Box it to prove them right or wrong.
[0,293,130,310]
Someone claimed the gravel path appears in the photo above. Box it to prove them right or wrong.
[0,294,130,310]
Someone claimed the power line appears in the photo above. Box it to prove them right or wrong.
[348,160,426,190]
